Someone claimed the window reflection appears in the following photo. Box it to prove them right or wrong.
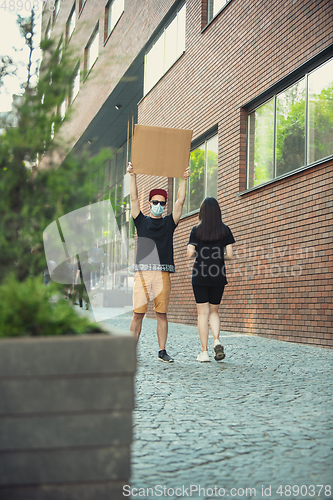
[174,133,218,215]
[246,57,333,189]
[308,58,333,164]
[247,99,274,188]
[206,135,218,198]
[189,145,205,213]
[276,80,305,177]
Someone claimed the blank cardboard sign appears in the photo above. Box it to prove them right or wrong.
[131,124,193,178]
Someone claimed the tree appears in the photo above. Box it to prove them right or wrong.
[0,11,111,283]
[0,55,17,88]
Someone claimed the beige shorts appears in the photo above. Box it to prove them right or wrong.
[133,271,171,314]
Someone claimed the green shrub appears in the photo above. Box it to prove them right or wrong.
[0,276,105,337]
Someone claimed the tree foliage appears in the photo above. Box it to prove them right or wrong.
[0,12,112,283]
[0,275,104,337]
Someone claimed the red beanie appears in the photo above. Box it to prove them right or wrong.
[149,189,168,201]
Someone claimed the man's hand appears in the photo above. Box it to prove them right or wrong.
[183,166,191,180]
[127,161,135,176]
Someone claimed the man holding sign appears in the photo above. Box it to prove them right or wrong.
[127,161,190,362]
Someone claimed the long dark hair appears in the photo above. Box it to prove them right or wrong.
[195,197,228,241]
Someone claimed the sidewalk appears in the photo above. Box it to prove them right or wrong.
[85,308,333,500]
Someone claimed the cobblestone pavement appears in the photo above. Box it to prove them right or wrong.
[96,310,333,500]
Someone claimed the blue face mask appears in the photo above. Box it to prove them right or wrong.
[150,203,165,217]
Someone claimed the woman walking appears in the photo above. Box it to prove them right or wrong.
[187,197,235,362]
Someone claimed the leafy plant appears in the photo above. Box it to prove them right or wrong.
[0,276,105,337]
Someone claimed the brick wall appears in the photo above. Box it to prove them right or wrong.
[41,0,178,164]
[136,0,333,347]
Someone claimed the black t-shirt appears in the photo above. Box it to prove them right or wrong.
[133,211,177,273]
[188,225,235,286]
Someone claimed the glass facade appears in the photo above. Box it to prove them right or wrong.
[174,133,218,215]
[247,58,333,189]
[92,143,135,292]
[308,59,333,164]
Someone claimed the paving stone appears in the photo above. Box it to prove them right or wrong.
[100,313,333,500]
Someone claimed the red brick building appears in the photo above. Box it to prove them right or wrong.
[42,0,333,347]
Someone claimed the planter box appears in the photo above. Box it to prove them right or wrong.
[0,331,136,500]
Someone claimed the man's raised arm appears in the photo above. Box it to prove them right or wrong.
[127,162,140,219]
[172,166,191,225]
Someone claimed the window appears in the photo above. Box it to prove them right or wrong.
[173,132,218,215]
[308,60,333,164]
[59,100,66,121]
[144,3,186,95]
[45,20,51,40]
[53,0,60,23]
[57,36,63,63]
[105,0,124,40]
[105,145,127,220]
[247,57,333,189]
[85,25,99,74]
[66,4,76,43]
[206,0,230,24]
[79,0,87,14]
[50,121,55,141]
[70,65,80,104]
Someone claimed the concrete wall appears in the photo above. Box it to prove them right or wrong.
[0,334,136,499]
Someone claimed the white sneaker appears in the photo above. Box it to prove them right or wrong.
[197,351,210,362]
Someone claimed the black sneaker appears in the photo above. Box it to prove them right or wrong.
[158,349,174,363]
[214,343,225,361]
